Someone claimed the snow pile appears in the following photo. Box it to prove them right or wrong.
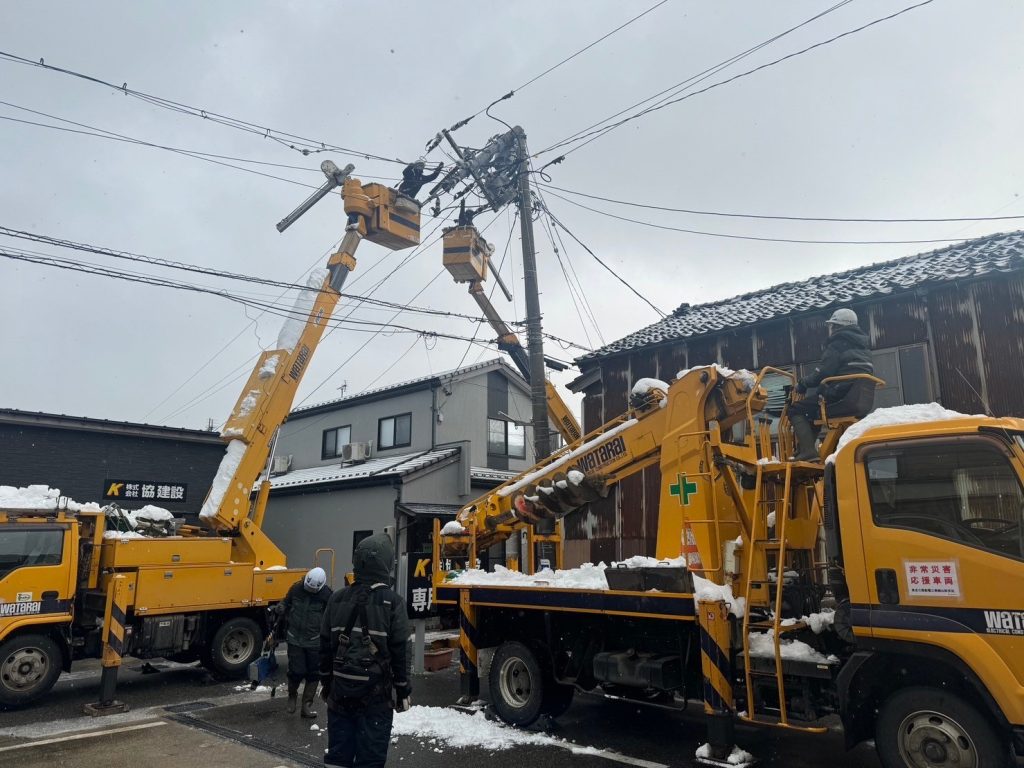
[0,484,100,512]
[236,389,260,419]
[827,403,978,463]
[450,555,687,591]
[756,456,780,465]
[677,364,757,392]
[631,377,670,406]
[496,419,638,498]
[393,706,571,752]
[692,574,746,617]
[748,632,837,663]
[258,353,281,380]
[780,610,835,634]
[103,530,147,540]
[695,743,755,766]
[277,269,328,353]
[200,439,248,519]
[441,521,468,536]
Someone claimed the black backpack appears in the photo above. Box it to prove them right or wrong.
[330,586,391,705]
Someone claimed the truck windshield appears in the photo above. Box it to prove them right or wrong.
[0,528,64,579]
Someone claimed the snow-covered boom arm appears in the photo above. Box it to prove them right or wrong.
[447,367,767,554]
[198,165,421,565]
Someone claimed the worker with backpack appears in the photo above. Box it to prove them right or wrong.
[319,532,411,767]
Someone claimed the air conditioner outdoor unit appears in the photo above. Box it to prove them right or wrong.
[271,455,293,475]
[341,441,373,463]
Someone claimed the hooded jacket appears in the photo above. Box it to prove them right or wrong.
[319,533,411,701]
[800,324,873,401]
[277,579,332,649]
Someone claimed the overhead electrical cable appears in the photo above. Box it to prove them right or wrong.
[542,189,973,246]
[535,183,1024,224]
[0,49,407,164]
[540,0,938,160]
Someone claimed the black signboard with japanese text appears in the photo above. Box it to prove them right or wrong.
[406,553,437,619]
[103,480,187,503]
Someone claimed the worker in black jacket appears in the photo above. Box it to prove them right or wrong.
[789,308,875,460]
[320,533,411,768]
[275,567,332,717]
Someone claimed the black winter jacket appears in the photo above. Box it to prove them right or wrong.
[277,580,332,649]
[800,325,873,401]
[319,533,411,698]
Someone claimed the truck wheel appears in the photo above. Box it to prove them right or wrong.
[489,641,545,727]
[204,617,261,678]
[875,686,1009,768]
[0,634,62,707]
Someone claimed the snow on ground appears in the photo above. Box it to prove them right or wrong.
[695,742,755,766]
[827,403,979,463]
[748,631,837,663]
[393,706,615,757]
[200,439,247,519]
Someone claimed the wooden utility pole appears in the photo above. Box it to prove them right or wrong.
[513,126,551,463]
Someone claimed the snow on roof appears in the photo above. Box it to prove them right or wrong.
[269,448,459,489]
[470,466,519,483]
[579,229,1024,361]
[291,358,525,416]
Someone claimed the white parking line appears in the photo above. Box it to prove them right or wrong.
[567,745,668,768]
[0,720,166,752]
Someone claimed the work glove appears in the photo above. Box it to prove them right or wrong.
[394,681,412,712]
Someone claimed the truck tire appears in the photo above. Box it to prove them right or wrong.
[489,641,546,727]
[0,634,62,707]
[875,686,1009,768]
[204,617,261,678]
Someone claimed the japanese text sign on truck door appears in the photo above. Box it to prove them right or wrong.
[904,560,960,598]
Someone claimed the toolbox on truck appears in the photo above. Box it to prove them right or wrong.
[605,563,692,593]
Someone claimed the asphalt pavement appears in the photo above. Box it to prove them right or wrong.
[0,652,883,767]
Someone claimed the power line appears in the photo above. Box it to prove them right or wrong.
[542,189,973,246]
[542,0,937,159]
[0,49,408,165]
[538,0,854,156]
[537,197,666,318]
[535,183,1024,224]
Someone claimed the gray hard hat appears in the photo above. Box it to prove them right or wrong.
[826,308,858,327]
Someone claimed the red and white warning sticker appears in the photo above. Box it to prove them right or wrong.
[904,560,960,598]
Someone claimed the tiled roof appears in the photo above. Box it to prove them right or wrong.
[578,230,1024,362]
[291,358,525,416]
[270,448,459,490]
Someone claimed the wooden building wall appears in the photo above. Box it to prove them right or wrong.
[566,272,1024,566]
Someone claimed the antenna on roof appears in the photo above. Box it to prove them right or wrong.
[955,368,992,416]
[337,380,348,398]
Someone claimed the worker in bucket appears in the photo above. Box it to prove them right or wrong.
[789,307,875,461]
[320,532,411,768]
[275,566,332,717]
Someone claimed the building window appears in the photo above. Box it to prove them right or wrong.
[378,413,412,450]
[352,530,373,559]
[488,418,526,459]
[866,439,1024,561]
[797,343,932,410]
[322,425,352,460]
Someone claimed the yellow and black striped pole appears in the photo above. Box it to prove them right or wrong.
[457,589,480,704]
[696,599,737,764]
[84,574,129,715]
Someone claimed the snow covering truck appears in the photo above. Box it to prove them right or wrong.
[0,161,421,710]
[434,365,1024,768]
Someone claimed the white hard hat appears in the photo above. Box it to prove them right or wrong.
[303,567,327,592]
[826,308,858,327]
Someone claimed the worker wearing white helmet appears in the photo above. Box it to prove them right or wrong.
[789,308,875,461]
[274,566,332,718]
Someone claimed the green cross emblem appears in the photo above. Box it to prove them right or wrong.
[669,473,698,506]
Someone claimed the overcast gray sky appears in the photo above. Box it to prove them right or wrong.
[2,0,1022,429]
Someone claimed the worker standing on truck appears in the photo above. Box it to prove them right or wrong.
[789,307,875,460]
[275,567,332,718]
[319,533,411,768]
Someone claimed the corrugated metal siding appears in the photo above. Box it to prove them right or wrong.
[688,336,718,366]
[656,344,688,381]
[926,284,986,414]
[719,328,755,370]
[581,382,603,434]
[755,319,793,366]
[974,275,1024,416]
[792,314,829,362]
[868,295,930,349]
